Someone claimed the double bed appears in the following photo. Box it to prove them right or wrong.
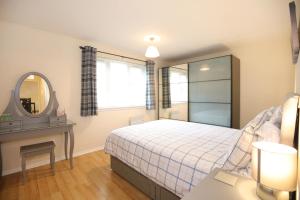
[105,95,299,200]
[105,120,240,199]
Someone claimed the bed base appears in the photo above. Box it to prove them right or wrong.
[111,156,180,200]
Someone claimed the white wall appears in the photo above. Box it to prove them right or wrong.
[292,1,300,199]
[167,35,295,127]
[294,0,300,93]
[0,21,160,175]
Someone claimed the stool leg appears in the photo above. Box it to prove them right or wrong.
[50,148,55,175]
[21,155,26,183]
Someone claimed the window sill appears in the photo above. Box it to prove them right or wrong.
[98,106,146,111]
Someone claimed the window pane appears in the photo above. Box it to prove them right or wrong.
[97,59,146,108]
[170,70,188,103]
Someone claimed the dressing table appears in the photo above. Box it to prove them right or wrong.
[0,72,75,176]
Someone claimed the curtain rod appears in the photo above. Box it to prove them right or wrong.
[79,46,146,63]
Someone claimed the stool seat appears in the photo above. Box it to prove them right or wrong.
[20,141,56,182]
[20,141,55,155]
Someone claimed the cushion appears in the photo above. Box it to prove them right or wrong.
[269,106,282,128]
[256,121,280,143]
[222,107,273,171]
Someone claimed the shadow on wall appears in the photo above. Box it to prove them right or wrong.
[165,44,230,63]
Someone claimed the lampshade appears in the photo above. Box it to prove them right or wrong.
[252,141,297,191]
[145,45,160,58]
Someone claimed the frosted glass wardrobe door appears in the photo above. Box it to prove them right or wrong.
[188,56,231,82]
[189,80,231,103]
[189,103,231,127]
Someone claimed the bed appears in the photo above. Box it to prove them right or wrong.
[105,95,299,200]
[105,120,241,199]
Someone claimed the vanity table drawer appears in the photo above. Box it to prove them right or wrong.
[0,120,22,129]
[49,115,67,124]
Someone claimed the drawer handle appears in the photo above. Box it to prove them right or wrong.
[9,122,13,125]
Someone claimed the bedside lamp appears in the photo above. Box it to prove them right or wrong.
[252,141,297,200]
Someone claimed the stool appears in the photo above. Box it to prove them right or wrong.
[20,141,55,182]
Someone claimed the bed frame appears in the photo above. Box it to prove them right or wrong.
[111,156,180,200]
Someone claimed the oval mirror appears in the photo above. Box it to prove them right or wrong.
[19,74,50,115]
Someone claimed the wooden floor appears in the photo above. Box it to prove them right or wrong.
[0,150,150,200]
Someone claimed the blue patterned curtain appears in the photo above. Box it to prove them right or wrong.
[146,60,156,110]
[81,46,98,116]
[162,67,171,108]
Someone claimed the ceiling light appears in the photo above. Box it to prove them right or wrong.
[144,35,160,42]
[145,45,160,58]
[145,35,160,58]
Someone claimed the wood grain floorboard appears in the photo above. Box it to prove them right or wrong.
[0,150,150,200]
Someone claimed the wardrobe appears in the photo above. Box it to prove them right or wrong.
[158,55,240,129]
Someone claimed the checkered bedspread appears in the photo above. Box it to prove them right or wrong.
[104,120,241,197]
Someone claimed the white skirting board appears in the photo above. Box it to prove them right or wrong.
[2,145,105,176]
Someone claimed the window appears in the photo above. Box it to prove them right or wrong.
[170,69,188,103]
[97,57,146,109]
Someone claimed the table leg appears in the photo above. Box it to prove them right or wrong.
[69,128,74,169]
[64,131,68,160]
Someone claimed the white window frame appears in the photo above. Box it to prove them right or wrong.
[96,55,146,110]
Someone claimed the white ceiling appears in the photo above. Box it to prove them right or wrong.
[0,0,292,61]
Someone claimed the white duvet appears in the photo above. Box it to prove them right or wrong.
[105,119,241,197]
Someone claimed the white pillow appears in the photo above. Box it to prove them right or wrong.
[256,121,280,143]
[222,107,273,171]
[269,106,282,128]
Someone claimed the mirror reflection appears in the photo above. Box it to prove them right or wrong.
[19,75,50,115]
[159,64,188,121]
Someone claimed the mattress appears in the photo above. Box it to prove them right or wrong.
[104,119,241,197]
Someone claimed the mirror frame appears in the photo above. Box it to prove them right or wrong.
[14,72,54,118]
